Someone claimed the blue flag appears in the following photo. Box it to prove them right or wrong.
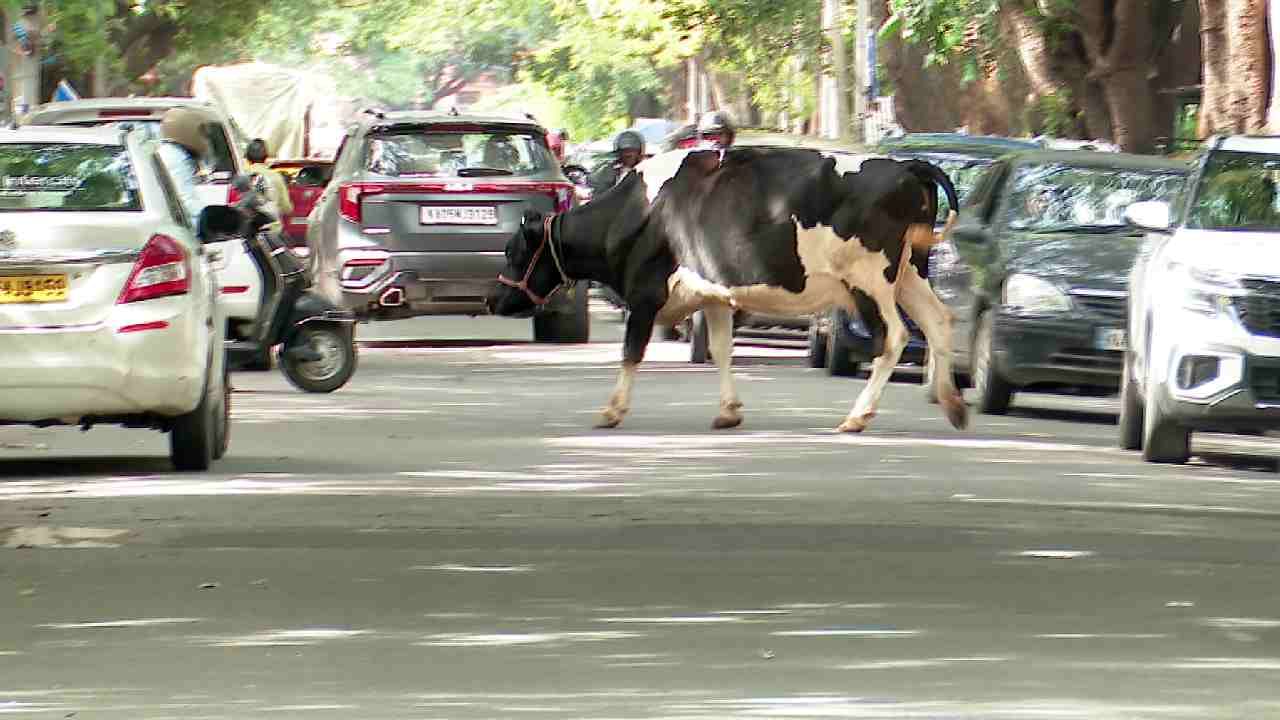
[52,80,78,102]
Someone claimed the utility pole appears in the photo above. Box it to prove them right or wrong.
[853,0,870,144]
[824,0,849,141]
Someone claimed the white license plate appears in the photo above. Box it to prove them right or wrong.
[420,205,497,225]
[1095,327,1127,351]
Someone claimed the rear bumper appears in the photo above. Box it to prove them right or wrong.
[0,299,208,422]
[342,251,507,318]
[992,311,1124,389]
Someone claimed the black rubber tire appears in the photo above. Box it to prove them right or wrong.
[972,310,1014,414]
[213,364,231,460]
[1142,380,1191,464]
[532,281,590,343]
[806,318,828,369]
[922,354,939,404]
[826,309,860,377]
[281,325,358,394]
[689,310,710,364]
[1118,351,1144,451]
[170,363,223,472]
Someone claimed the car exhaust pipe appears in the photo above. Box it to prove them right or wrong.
[379,287,405,307]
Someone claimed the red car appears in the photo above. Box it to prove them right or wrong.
[267,160,334,247]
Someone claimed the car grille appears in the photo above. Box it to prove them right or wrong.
[1070,290,1127,322]
[1049,347,1123,372]
[1234,279,1280,339]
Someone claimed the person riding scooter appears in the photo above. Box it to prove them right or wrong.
[157,107,211,228]
[588,129,646,196]
[210,174,359,393]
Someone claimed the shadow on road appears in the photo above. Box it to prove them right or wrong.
[1008,406,1118,426]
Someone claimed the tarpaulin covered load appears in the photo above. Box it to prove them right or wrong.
[191,62,344,159]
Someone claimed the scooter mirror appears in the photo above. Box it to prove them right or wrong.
[197,204,243,241]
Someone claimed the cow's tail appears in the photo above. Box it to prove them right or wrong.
[902,159,960,250]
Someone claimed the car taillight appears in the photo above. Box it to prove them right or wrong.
[117,234,190,304]
[338,183,383,224]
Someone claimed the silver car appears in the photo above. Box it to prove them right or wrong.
[305,110,588,342]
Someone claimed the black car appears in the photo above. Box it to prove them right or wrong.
[931,149,1190,413]
[809,134,1044,376]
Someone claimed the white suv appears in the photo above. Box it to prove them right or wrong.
[1121,136,1280,463]
[0,125,228,470]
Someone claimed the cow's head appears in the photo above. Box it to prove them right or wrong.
[487,210,569,317]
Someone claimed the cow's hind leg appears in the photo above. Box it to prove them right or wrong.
[896,263,968,430]
[704,304,743,429]
[838,284,908,433]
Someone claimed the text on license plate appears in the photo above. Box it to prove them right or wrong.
[0,274,68,303]
[1095,327,1127,351]
[420,205,497,225]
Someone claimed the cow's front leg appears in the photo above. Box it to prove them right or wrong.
[597,303,659,429]
[703,304,743,429]
[839,284,908,433]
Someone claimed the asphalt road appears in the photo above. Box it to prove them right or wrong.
[3,309,1280,719]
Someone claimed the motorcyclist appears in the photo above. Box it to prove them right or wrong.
[588,129,645,195]
[695,110,736,150]
[156,107,210,231]
[243,137,293,233]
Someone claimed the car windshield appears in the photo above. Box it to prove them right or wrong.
[0,143,141,212]
[1004,162,1186,232]
[365,130,555,178]
[1186,150,1280,231]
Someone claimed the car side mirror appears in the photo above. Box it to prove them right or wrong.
[1124,200,1171,232]
[949,223,990,245]
[294,164,331,188]
[197,204,242,242]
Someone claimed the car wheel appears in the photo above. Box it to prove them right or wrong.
[806,317,828,369]
[972,310,1013,414]
[532,280,590,343]
[826,309,860,377]
[170,362,221,472]
[213,363,231,460]
[1142,379,1190,464]
[1118,351,1144,451]
[281,325,358,393]
[689,310,711,364]
[922,353,939,404]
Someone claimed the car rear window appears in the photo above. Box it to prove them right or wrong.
[0,143,141,212]
[58,118,238,179]
[364,129,554,178]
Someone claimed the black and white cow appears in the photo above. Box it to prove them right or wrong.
[486,146,967,433]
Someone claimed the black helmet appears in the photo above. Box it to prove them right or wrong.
[613,129,645,154]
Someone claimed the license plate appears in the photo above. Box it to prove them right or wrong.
[0,274,68,303]
[420,205,497,225]
[1095,327,1127,351]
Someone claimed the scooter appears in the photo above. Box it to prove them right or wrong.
[206,175,358,393]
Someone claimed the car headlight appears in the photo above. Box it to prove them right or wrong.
[1003,273,1071,313]
[1170,263,1244,316]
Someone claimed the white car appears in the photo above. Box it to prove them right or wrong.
[21,97,266,366]
[0,125,229,470]
[1121,135,1280,463]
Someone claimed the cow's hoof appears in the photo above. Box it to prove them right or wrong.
[712,413,743,430]
[595,409,625,429]
[836,413,875,433]
[943,393,969,430]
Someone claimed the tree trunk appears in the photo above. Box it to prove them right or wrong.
[1200,0,1232,133]
[1226,0,1268,132]
[1077,0,1158,153]
[1270,0,1280,130]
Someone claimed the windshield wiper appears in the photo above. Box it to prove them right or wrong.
[457,167,515,177]
[1029,223,1135,235]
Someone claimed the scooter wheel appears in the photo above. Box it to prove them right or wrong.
[280,326,357,393]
